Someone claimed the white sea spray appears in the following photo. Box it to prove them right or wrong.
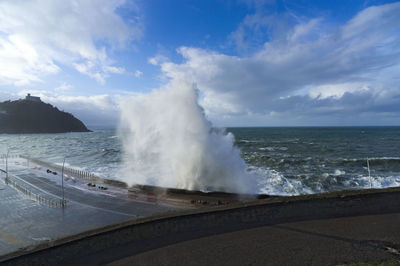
[118,81,256,193]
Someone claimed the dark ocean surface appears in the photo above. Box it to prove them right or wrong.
[1,127,399,195]
[230,127,400,195]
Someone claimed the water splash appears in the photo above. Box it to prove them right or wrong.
[118,81,255,193]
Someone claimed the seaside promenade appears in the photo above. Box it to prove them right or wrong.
[1,156,400,265]
[106,212,400,265]
[4,188,400,265]
[0,156,183,259]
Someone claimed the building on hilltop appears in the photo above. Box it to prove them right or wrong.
[25,93,41,102]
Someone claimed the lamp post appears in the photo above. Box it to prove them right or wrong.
[5,149,9,182]
[61,157,66,208]
[367,157,372,188]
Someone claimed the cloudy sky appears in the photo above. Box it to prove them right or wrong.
[0,0,399,127]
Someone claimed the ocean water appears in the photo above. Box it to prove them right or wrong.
[230,127,400,195]
[1,127,399,195]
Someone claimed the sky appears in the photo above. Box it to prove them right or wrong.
[0,0,400,127]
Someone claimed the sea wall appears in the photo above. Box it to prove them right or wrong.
[2,187,400,265]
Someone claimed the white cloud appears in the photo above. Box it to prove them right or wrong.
[0,34,59,86]
[307,83,371,99]
[54,82,73,92]
[0,0,140,85]
[134,70,143,78]
[155,2,400,126]
[288,18,321,42]
[73,61,127,85]
[38,92,120,127]
[148,54,169,65]
[56,95,119,127]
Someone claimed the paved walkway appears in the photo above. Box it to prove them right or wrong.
[0,161,179,258]
[2,158,400,265]
[107,213,400,266]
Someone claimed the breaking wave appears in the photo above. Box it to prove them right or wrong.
[118,82,256,193]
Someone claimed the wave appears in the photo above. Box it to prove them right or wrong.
[344,174,400,190]
[258,146,288,151]
[248,166,314,196]
[118,82,256,193]
[248,163,400,196]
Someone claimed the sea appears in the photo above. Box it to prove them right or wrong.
[1,127,399,196]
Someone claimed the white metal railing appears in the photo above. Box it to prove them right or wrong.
[0,170,66,208]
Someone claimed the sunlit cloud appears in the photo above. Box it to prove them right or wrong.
[0,0,140,86]
[155,2,400,126]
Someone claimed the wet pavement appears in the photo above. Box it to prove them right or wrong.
[0,158,180,258]
[2,157,400,265]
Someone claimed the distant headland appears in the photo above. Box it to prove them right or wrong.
[0,94,91,134]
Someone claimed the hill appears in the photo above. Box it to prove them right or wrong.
[0,99,91,133]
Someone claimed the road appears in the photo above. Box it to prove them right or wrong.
[0,159,181,258]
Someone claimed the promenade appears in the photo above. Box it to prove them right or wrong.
[108,213,400,265]
[0,157,181,258]
[1,156,400,265]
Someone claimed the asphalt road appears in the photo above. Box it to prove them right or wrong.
[0,162,179,258]
[106,213,400,266]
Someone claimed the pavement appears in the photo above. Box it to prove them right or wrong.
[2,157,400,265]
[107,213,400,266]
[0,158,182,258]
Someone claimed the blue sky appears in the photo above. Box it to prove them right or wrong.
[0,0,400,127]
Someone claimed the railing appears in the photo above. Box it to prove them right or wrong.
[1,154,128,198]
[0,154,129,208]
[0,154,20,159]
[20,155,128,188]
[21,155,100,182]
[0,170,66,209]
